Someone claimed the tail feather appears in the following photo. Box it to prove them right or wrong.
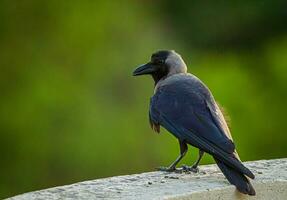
[160,116,255,179]
[214,157,256,196]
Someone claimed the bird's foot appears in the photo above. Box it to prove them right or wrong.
[156,166,183,173]
[181,165,199,173]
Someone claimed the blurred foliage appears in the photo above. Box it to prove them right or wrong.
[161,0,287,49]
[0,0,286,198]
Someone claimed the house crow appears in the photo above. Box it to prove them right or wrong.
[133,50,255,195]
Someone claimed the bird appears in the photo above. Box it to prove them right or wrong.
[132,50,256,195]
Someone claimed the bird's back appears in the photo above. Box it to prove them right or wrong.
[152,73,237,156]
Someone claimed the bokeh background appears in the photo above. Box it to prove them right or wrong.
[1,0,287,198]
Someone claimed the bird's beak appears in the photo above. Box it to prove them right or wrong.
[133,62,156,76]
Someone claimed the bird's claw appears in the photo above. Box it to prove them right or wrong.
[181,165,199,173]
[156,166,176,172]
[156,166,183,173]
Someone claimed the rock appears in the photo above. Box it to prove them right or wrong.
[7,158,287,200]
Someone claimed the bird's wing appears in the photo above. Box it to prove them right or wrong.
[150,80,254,179]
[205,100,241,160]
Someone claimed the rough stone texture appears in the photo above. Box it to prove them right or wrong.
[7,158,287,200]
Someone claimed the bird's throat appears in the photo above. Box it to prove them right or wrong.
[152,68,168,85]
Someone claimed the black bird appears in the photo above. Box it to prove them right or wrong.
[133,50,255,195]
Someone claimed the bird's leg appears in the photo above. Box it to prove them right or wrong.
[157,140,187,172]
[182,149,204,173]
[191,149,204,170]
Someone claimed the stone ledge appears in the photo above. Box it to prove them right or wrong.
[7,158,287,200]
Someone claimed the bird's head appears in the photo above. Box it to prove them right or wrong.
[133,50,187,84]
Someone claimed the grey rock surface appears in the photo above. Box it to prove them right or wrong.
[7,158,287,200]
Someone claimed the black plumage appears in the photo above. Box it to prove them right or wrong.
[133,50,255,195]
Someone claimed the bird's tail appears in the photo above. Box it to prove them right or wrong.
[214,157,256,196]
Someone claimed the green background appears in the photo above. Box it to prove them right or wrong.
[1,0,287,198]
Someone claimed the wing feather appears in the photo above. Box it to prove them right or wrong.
[149,77,254,179]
